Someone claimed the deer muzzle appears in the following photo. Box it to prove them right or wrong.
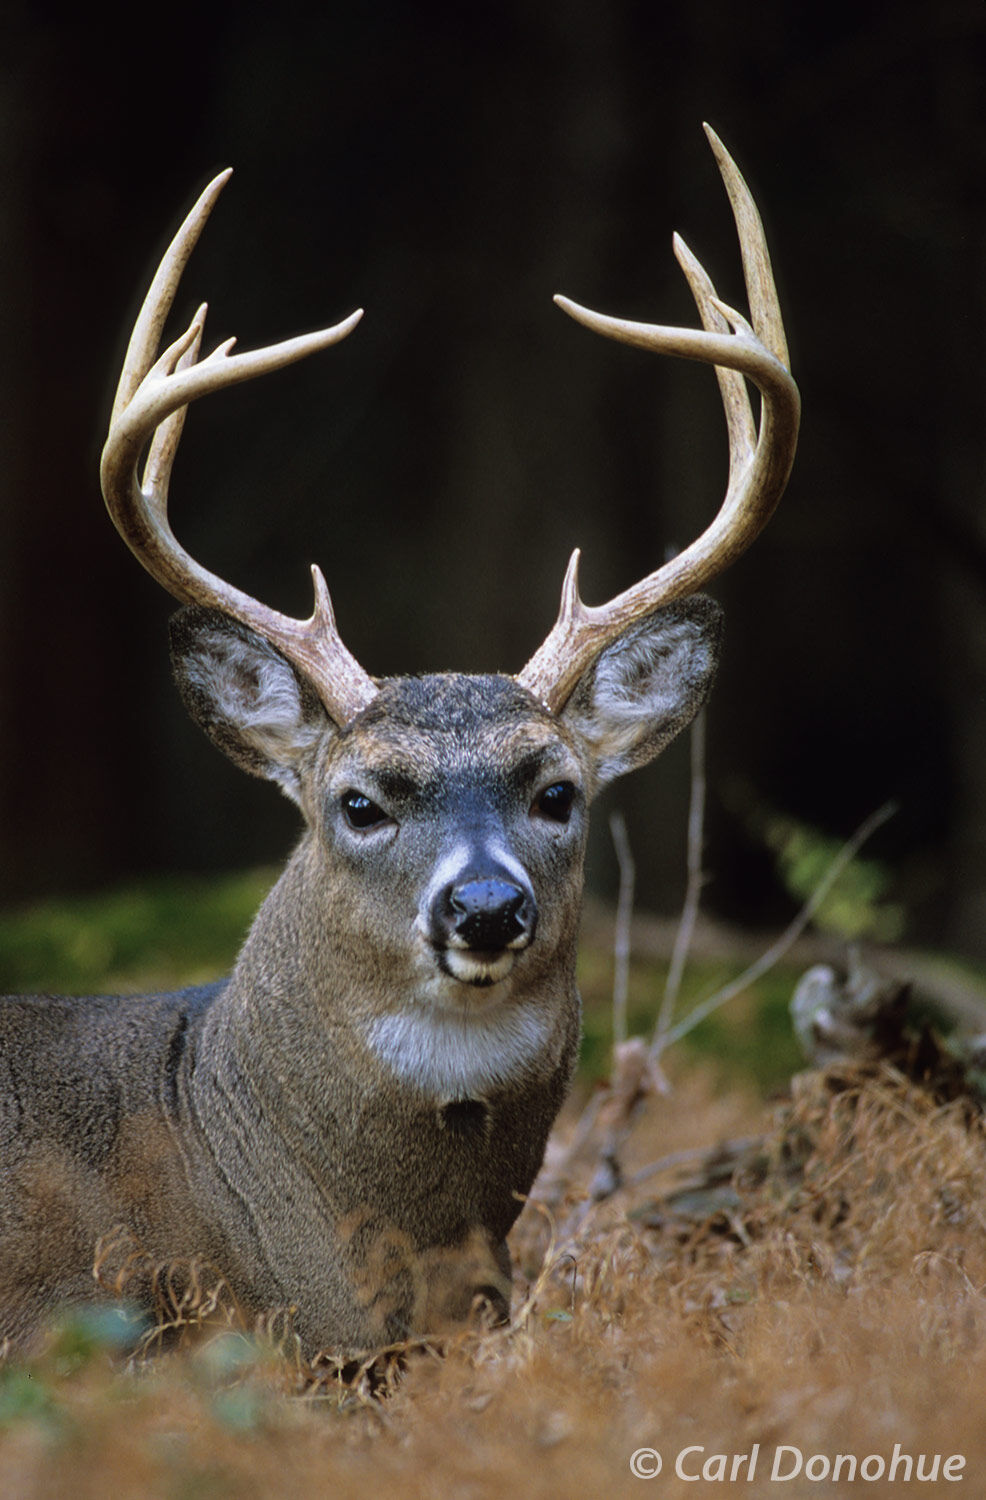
[429,865,538,986]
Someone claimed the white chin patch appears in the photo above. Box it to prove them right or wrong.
[365,1001,549,1097]
[442,949,517,986]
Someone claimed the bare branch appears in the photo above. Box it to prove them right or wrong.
[654,708,707,1046]
[608,810,635,1049]
[651,801,899,1062]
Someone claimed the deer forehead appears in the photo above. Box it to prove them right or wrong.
[323,672,586,793]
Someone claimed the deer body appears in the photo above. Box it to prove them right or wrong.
[0,129,798,1354]
[0,650,721,1350]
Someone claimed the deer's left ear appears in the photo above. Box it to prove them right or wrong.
[558,596,722,788]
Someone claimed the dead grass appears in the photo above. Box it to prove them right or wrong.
[3,1060,986,1497]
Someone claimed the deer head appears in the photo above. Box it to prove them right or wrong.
[99,122,798,835]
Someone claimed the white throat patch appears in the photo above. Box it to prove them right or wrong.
[365,1002,550,1099]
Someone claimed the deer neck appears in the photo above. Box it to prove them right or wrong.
[199,836,581,1123]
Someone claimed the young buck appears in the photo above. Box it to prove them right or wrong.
[0,127,799,1354]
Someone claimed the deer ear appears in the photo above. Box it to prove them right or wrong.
[169,606,330,806]
[558,596,722,788]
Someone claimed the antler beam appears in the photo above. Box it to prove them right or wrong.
[517,124,801,714]
[100,170,378,725]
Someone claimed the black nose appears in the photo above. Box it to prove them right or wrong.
[439,877,536,951]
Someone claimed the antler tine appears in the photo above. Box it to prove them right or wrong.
[517,128,801,715]
[139,302,206,518]
[100,170,377,726]
[673,233,756,475]
[111,170,232,424]
[703,122,789,370]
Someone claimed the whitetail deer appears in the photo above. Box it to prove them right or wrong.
[0,127,798,1355]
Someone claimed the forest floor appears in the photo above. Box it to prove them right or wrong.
[3,878,986,1496]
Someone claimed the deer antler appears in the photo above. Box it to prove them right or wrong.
[517,124,801,714]
[100,169,378,725]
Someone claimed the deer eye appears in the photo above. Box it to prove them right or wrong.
[532,781,577,824]
[341,790,390,830]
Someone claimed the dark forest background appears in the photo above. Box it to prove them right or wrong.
[2,1,985,954]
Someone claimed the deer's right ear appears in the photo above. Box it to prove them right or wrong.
[169,607,331,806]
[558,595,722,789]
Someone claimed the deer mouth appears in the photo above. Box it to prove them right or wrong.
[436,946,521,987]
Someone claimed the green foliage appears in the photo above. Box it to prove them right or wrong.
[0,1304,145,1445]
[762,811,904,943]
[44,1304,148,1374]
[678,970,805,1091]
[0,869,278,995]
[0,1366,64,1436]
[578,949,805,1095]
[190,1334,280,1433]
